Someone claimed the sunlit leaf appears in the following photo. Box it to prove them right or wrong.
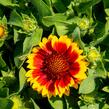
[42,14,68,27]
[23,28,43,54]
[0,0,18,7]
[31,98,40,109]
[102,86,109,93]
[9,10,23,27]
[79,76,95,94]
[19,67,26,92]
[49,97,65,109]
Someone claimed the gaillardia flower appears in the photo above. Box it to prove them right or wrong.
[0,25,7,39]
[26,35,88,98]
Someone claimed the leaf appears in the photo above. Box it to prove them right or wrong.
[102,104,109,109]
[2,16,7,24]
[102,86,109,93]
[0,0,18,7]
[0,81,6,88]
[42,14,68,27]
[72,27,85,49]
[0,39,4,47]
[103,0,109,8]
[105,18,109,34]
[0,98,13,109]
[31,98,40,109]
[0,88,9,97]
[80,105,88,109]
[9,10,23,27]
[23,28,43,54]
[72,27,80,41]
[78,0,101,13]
[0,54,6,69]
[51,0,67,12]
[105,8,109,16]
[19,67,26,92]
[88,104,99,109]
[55,23,76,36]
[49,97,66,109]
[65,94,79,109]
[31,0,52,18]
[79,76,95,94]
[43,0,51,7]
[14,29,19,44]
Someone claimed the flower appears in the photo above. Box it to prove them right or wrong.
[88,47,100,62]
[0,25,7,38]
[79,18,89,30]
[10,95,23,109]
[0,16,8,39]
[22,14,37,33]
[26,35,88,98]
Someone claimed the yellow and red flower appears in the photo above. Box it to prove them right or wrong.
[26,35,88,98]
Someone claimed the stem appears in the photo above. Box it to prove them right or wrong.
[91,33,108,46]
[100,58,107,77]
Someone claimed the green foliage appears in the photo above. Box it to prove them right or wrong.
[49,97,65,109]
[19,67,26,92]
[79,76,95,94]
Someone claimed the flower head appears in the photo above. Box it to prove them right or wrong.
[88,47,100,62]
[79,18,89,30]
[0,24,7,39]
[26,35,88,98]
[0,16,8,39]
[22,14,37,33]
[10,95,23,109]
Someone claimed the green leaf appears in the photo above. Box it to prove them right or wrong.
[102,86,109,93]
[19,67,26,92]
[31,98,40,109]
[0,88,9,97]
[9,10,23,27]
[78,0,101,13]
[80,105,88,109]
[72,27,80,41]
[105,18,109,34]
[42,14,68,27]
[105,8,109,16]
[72,27,85,49]
[0,0,18,7]
[49,97,66,109]
[0,81,6,88]
[88,104,99,109]
[31,0,52,18]
[65,95,79,109]
[14,29,19,44]
[51,0,67,12]
[0,98,13,109]
[55,22,76,36]
[0,54,6,69]
[43,0,51,7]
[79,76,95,94]
[23,28,43,54]
[103,0,109,8]
[0,39,4,47]
[102,104,109,109]
[2,16,7,24]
